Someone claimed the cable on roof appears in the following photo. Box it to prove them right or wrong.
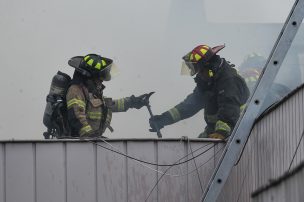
[84,137,218,167]
[288,127,304,172]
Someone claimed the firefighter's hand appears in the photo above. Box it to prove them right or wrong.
[129,94,150,109]
[149,115,166,132]
[79,131,97,140]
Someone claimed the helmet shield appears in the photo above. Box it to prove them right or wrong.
[97,63,119,81]
[181,61,198,76]
[180,44,225,76]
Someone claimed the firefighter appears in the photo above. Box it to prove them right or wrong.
[149,45,250,139]
[238,53,290,113]
[66,53,149,138]
[238,53,265,93]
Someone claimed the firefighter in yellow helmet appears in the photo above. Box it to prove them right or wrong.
[149,45,250,139]
[238,53,290,113]
[238,53,266,93]
[66,54,149,138]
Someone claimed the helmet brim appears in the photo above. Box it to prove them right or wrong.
[211,44,225,55]
[68,56,84,68]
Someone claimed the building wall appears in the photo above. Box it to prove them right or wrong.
[0,139,223,202]
[217,86,304,202]
[252,163,304,202]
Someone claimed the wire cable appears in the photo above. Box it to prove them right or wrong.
[187,138,204,193]
[91,137,192,177]
[288,128,304,172]
[236,155,250,202]
[65,136,224,177]
[83,137,216,167]
[144,143,225,202]
[65,136,226,202]
[94,137,225,178]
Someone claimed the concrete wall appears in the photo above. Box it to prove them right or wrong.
[0,139,223,202]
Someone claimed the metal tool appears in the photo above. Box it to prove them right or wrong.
[143,92,162,138]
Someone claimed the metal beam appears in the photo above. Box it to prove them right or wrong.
[201,0,304,201]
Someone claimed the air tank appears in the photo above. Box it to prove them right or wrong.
[43,71,71,128]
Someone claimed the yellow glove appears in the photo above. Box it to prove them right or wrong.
[208,133,225,140]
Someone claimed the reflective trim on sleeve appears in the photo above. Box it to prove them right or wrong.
[240,104,246,112]
[79,125,93,136]
[215,120,231,133]
[117,98,125,111]
[245,76,258,83]
[67,98,86,109]
[168,108,181,122]
[87,112,102,120]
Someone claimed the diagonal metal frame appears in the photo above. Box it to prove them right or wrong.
[201,0,304,201]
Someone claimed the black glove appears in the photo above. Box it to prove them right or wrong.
[149,112,172,132]
[129,94,149,109]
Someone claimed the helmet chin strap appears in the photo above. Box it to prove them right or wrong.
[95,79,105,95]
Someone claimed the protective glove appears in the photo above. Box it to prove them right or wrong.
[129,94,150,109]
[208,132,226,140]
[149,112,172,132]
[79,131,108,140]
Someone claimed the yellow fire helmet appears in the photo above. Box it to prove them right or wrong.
[181,44,225,76]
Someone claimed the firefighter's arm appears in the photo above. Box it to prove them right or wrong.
[168,87,206,122]
[111,93,150,112]
[149,87,206,132]
[66,85,93,136]
[216,79,242,137]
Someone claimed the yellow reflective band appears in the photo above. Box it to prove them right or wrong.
[117,99,125,111]
[190,54,194,61]
[215,120,231,133]
[240,104,246,112]
[88,112,102,120]
[194,54,201,61]
[200,48,208,55]
[168,108,181,121]
[101,60,106,66]
[95,63,101,70]
[67,98,86,109]
[87,59,94,66]
[208,70,214,77]
[84,56,90,61]
[79,125,93,136]
[202,45,209,49]
[249,77,257,82]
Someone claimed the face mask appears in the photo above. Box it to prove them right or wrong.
[181,61,199,76]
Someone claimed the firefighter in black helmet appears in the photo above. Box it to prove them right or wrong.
[149,45,250,139]
[66,53,149,138]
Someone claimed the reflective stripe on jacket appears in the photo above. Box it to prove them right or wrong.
[165,59,250,136]
[66,84,132,137]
